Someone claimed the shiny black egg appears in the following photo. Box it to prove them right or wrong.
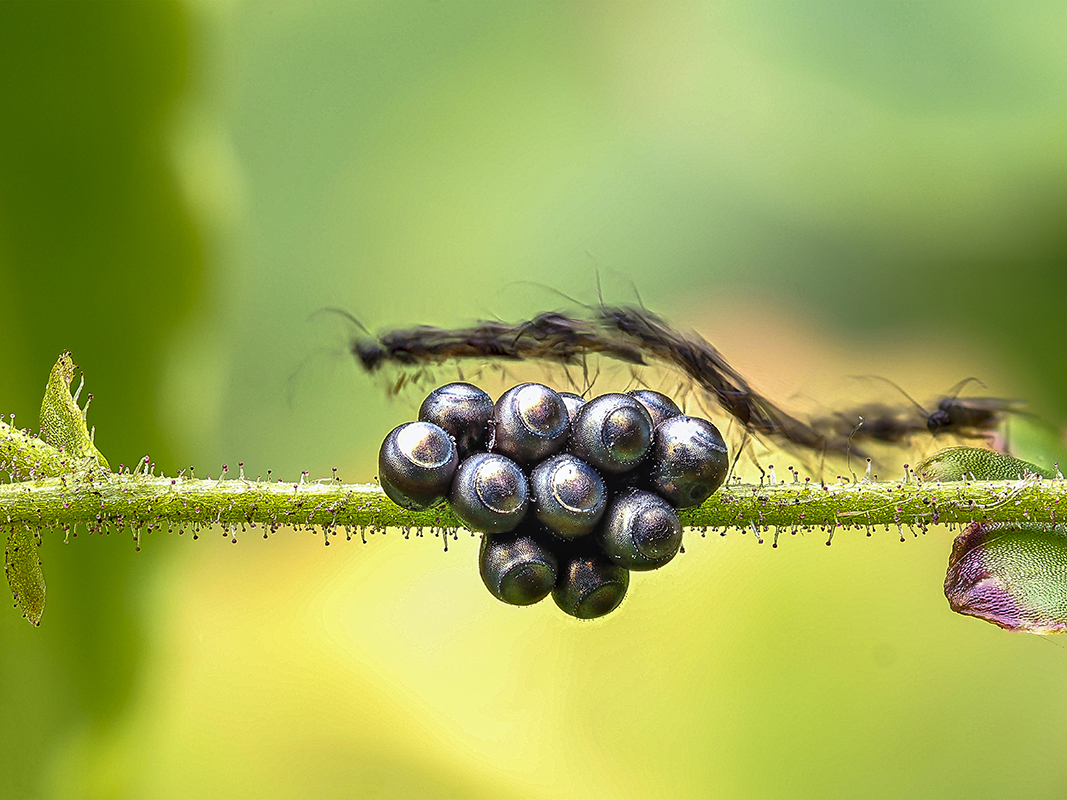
[552,549,630,620]
[570,393,654,474]
[530,453,607,539]
[628,389,682,429]
[378,421,458,510]
[598,488,683,570]
[449,452,530,533]
[419,382,494,459]
[479,528,558,606]
[492,383,570,464]
[558,392,587,425]
[650,416,729,508]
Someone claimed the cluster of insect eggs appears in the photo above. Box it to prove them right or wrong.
[378,382,729,619]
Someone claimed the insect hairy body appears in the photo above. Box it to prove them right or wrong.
[343,305,843,457]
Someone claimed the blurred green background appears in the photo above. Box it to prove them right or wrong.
[3,2,1067,798]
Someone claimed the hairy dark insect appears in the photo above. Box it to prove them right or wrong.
[340,305,847,456]
[340,309,647,372]
[926,394,1025,436]
[813,404,917,447]
[344,305,1024,458]
[818,377,1025,447]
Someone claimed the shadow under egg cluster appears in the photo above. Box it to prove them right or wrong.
[378,382,729,619]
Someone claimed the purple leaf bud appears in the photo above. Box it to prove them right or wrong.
[944,522,1067,635]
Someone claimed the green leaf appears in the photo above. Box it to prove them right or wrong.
[945,522,1067,634]
[5,352,113,626]
[39,351,110,471]
[5,527,45,626]
[914,446,1055,482]
[913,447,1067,634]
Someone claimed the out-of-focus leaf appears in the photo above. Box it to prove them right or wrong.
[945,522,1067,634]
[5,527,45,627]
[915,446,1055,482]
[39,351,110,471]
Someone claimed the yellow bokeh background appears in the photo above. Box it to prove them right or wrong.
[3,3,1067,798]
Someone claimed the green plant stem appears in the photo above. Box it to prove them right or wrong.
[3,467,1066,536]
[4,419,1066,538]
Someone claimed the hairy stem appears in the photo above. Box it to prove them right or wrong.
[2,434,1065,540]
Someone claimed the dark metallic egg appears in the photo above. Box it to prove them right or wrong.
[378,421,458,510]
[598,488,683,570]
[651,416,729,508]
[552,550,630,620]
[570,393,654,474]
[530,453,607,539]
[558,392,587,425]
[628,389,682,429]
[479,528,558,606]
[449,452,529,533]
[418,382,494,459]
[492,383,570,464]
